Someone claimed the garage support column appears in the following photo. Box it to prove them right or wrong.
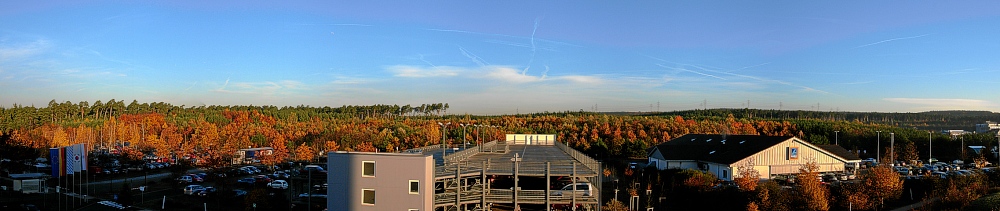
[456,162,461,210]
[572,162,577,211]
[545,162,550,211]
[513,156,519,209]
[482,161,487,210]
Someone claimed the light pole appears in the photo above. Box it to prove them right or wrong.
[876,131,882,163]
[438,122,451,159]
[460,123,469,149]
[928,131,933,164]
[835,130,840,145]
[890,133,894,166]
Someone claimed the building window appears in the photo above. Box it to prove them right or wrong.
[408,209,419,211]
[362,161,375,177]
[722,170,728,179]
[362,189,375,205]
[409,180,419,194]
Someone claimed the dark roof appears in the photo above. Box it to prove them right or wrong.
[817,145,862,161]
[650,134,793,165]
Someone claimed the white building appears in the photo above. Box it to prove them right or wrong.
[976,121,1000,133]
[647,134,861,181]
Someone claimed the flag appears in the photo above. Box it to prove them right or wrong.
[66,144,85,174]
[60,147,67,177]
[66,145,75,175]
[80,143,88,172]
[49,148,62,178]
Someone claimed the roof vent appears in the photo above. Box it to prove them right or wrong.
[709,151,716,154]
[706,139,712,142]
[739,140,746,144]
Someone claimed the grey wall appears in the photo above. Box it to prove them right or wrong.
[328,152,433,211]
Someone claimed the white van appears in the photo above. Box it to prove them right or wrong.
[552,183,594,196]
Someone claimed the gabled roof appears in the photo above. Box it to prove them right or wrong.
[817,145,862,161]
[649,134,793,165]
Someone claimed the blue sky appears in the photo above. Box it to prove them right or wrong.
[2,1,1000,114]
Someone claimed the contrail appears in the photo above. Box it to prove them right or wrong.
[418,54,437,67]
[221,78,230,90]
[523,17,541,75]
[854,34,930,49]
[459,46,488,67]
[541,65,550,80]
[656,64,725,80]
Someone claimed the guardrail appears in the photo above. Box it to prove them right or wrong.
[554,141,601,175]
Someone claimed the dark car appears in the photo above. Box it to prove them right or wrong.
[196,187,217,197]
[232,189,248,197]
[237,178,256,185]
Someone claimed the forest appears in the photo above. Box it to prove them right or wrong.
[2,100,999,169]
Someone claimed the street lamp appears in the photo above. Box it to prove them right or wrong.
[460,123,470,149]
[876,131,882,163]
[438,122,451,159]
[834,131,840,145]
[890,133,894,166]
[928,131,933,164]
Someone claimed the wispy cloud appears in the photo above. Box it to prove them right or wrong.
[854,34,930,49]
[389,65,461,78]
[884,98,995,110]
[387,65,602,84]
[0,39,51,61]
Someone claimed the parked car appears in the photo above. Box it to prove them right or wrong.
[267,180,289,189]
[176,175,194,183]
[232,189,248,197]
[196,187,217,197]
[183,185,205,195]
[298,192,327,199]
[237,178,256,186]
[272,171,291,179]
[254,175,272,184]
[187,174,204,182]
[551,183,594,196]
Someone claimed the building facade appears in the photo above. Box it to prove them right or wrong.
[648,134,861,181]
[328,152,434,211]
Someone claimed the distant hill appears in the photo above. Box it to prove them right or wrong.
[646,109,1000,132]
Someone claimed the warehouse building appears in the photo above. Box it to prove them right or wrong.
[647,134,861,180]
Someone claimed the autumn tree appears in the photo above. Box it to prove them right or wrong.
[794,160,829,211]
[863,166,904,209]
[898,141,919,164]
[735,158,760,192]
[294,143,315,162]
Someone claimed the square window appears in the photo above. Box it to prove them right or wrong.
[362,161,375,177]
[409,180,419,194]
[362,189,375,205]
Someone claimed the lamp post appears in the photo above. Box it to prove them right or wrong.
[460,123,469,149]
[890,133,894,166]
[438,122,451,159]
[876,131,882,163]
[928,131,933,164]
[835,130,840,145]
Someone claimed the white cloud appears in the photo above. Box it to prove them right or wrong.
[558,75,602,84]
[883,98,996,110]
[389,65,461,78]
[484,66,541,83]
[389,65,602,84]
